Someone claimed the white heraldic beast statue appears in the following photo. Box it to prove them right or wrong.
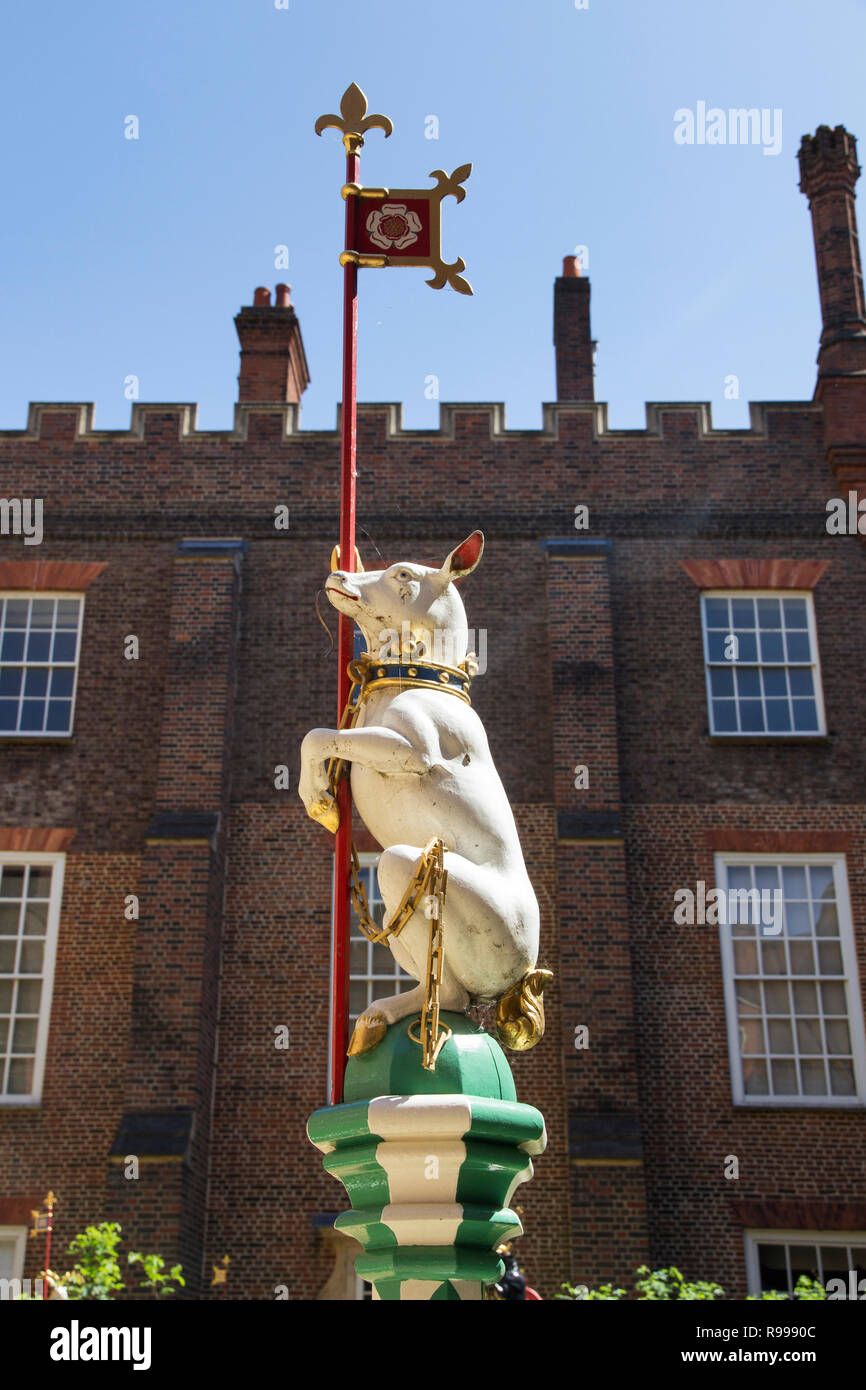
[299,530,551,1059]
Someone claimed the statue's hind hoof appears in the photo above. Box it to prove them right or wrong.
[347,1011,387,1057]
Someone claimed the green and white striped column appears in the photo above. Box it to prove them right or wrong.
[307,1013,546,1301]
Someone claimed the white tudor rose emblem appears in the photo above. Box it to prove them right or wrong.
[366,203,422,251]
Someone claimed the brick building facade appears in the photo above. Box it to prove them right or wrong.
[0,124,864,1300]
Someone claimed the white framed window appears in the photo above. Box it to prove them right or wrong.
[0,594,84,737]
[349,853,413,1024]
[701,591,825,736]
[0,1227,27,1284]
[717,854,866,1106]
[0,852,65,1103]
[745,1230,866,1297]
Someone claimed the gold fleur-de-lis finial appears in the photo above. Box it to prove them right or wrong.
[315,83,393,154]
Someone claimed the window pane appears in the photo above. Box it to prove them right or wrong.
[49,668,74,698]
[4,599,29,627]
[739,700,764,732]
[348,981,368,1016]
[16,979,41,1012]
[814,901,838,936]
[19,941,43,974]
[22,903,47,936]
[792,981,817,1013]
[817,942,843,975]
[799,1060,827,1095]
[785,631,811,663]
[762,668,787,697]
[829,1061,856,1096]
[825,1020,851,1055]
[711,700,737,732]
[23,668,48,698]
[0,868,26,897]
[785,902,810,936]
[56,600,80,628]
[735,632,758,662]
[25,633,50,661]
[1,632,25,661]
[796,1019,823,1054]
[736,668,761,698]
[791,700,819,732]
[743,1059,768,1094]
[6,1058,34,1094]
[765,982,790,1013]
[782,866,808,898]
[765,700,791,732]
[30,600,53,627]
[782,598,808,628]
[767,1019,794,1053]
[731,598,755,628]
[761,941,786,974]
[759,631,785,662]
[789,1246,820,1281]
[707,632,729,662]
[709,666,734,697]
[789,941,815,975]
[757,1244,788,1293]
[771,1060,797,1094]
[704,598,728,627]
[11,1017,37,1053]
[734,941,758,973]
[45,700,72,732]
[820,982,846,1015]
[0,943,16,973]
[0,981,11,1011]
[27,868,52,898]
[0,904,19,934]
[20,701,45,732]
[51,632,77,663]
[756,598,782,628]
[740,1019,764,1053]
[736,981,761,1012]
[0,668,22,697]
[788,668,814,697]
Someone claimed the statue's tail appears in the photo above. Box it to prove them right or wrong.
[495,968,554,1052]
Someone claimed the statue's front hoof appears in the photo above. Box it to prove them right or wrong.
[347,1011,387,1057]
[307,794,340,834]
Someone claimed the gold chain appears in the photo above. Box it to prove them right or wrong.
[329,650,464,1070]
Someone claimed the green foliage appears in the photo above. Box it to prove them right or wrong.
[749,1275,826,1302]
[17,1221,185,1300]
[63,1222,125,1300]
[557,1265,826,1301]
[127,1250,185,1297]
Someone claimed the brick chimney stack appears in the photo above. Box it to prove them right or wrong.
[554,255,595,401]
[798,125,866,376]
[798,126,866,507]
[234,284,311,403]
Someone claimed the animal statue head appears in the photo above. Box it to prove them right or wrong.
[325,530,484,668]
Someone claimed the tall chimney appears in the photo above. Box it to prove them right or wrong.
[234,284,311,403]
[799,126,866,507]
[554,255,595,401]
[798,125,866,376]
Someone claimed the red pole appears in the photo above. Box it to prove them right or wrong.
[329,150,359,1105]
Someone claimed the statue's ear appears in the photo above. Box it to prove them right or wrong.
[440,530,484,581]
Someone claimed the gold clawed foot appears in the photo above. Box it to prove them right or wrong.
[307,794,340,834]
[347,1011,388,1057]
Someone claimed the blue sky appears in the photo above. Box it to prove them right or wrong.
[2,0,865,432]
